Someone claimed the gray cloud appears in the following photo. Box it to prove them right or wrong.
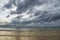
[2,0,60,26]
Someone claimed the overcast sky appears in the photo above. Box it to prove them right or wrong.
[0,0,60,26]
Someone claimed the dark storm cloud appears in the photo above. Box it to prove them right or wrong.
[14,0,40,14]
[16,0,49,14]
[4,0,16,8]
[33,11,60,22]
[4,0,47,14]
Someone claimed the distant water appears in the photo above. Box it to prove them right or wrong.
[0,25,60,30]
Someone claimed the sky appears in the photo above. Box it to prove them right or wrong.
[0,0,60,26]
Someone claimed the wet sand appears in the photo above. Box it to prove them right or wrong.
[0,29,60,40]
